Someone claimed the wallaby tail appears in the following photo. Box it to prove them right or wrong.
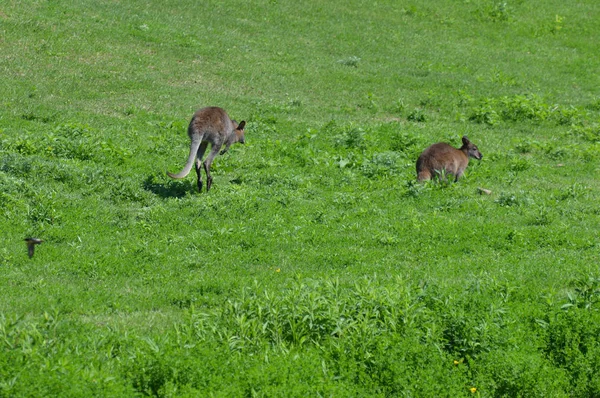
[166,138,202,179]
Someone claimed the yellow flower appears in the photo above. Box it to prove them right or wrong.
[275,268,281,273]
[453,360,460,365]
[470,387,477,393]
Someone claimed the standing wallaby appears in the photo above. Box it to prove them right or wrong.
[167,107,246,192]
[416,136,482,182]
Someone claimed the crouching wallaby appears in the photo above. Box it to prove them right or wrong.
[416,136,482,182]
[167,107,246,192]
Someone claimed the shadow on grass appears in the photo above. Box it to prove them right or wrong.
[143,175,192,198]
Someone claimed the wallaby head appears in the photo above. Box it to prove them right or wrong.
[233,120,246,145]
[461,136,483,160]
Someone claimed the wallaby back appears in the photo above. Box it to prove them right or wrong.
[167,107,244,179]
[416,136,482,181]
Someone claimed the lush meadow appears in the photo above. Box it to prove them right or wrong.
[1,0,600,396]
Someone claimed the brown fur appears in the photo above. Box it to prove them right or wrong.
[416,136,482,182]
[167,107,246,192]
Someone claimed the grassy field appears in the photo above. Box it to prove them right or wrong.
[1,0,600,396]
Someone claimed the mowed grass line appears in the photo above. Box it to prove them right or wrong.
[1,0,600,396]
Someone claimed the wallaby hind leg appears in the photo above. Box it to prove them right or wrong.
[202,145,221,192]
[195,142,209,192]
[417,170,431,182]
[195,158,203,192]
[454,169,464,182]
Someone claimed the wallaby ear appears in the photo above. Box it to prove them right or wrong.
[237,121,246,130]
[462,136,470,145]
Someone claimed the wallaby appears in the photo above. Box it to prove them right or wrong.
[416,136,482,182]
[167,107,246,192]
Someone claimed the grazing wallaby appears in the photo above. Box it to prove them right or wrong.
[416,136,482,182]
[167,107,246,192]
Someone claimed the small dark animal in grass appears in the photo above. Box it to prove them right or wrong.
[416,136,482,182]
[25,238,43,259]
[167,107,246,192]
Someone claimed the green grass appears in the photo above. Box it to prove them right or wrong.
[1,0,600,396]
